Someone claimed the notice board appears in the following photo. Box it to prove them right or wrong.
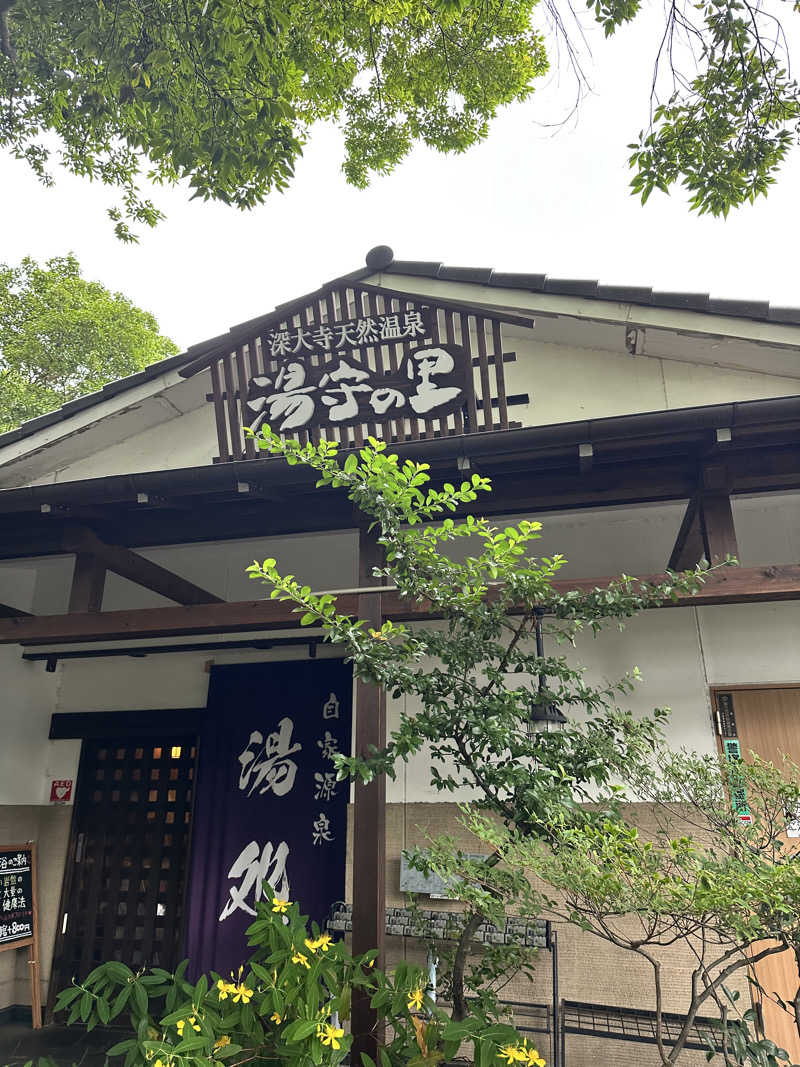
[0,843,41,1028]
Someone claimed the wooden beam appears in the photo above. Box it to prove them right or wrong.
[3,441,800,563]
[3,565,800,646]
[68,553,106,613]
[668,497,705,571]
[351,526,386,1061]
[62,526,224,606]
[700,493,739,565]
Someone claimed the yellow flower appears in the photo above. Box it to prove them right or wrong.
[318,1023,345,1049]
[304,934,333,953]
[369,629,387,641]
[407,988,424,1012]
[272,897,290,913]
[499,1046,529,1065]
[270,1012,282,1024]
[213,1036,231,1050]
[176,1016,201,1036]
[291,949,311,969]
[232,984,253,1004]
[526,1050,545,1067]
[217,979,236,1000]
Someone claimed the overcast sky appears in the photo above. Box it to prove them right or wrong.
[2,6,799,350]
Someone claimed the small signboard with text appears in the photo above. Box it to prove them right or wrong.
[49,779,73,805]
[0,843,41,1027]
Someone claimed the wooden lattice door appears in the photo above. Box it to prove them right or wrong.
[52,736,198,993]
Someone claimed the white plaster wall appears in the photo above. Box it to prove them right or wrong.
[0,567,61,806]
[36,403,218,484]
[498,332,800,430]
[13,531,359,615]
[0,647,60,807]
[732,492,800,565]
[392,605,716,804]
[697,601,800,686]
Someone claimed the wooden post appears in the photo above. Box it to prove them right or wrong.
[350,524,386,1063]
[29,841,41,1029]
[668,497,705,571]
[68,553,107,613]
[700,493,739,564]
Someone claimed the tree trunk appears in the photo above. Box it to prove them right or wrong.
[450,912,485,1021]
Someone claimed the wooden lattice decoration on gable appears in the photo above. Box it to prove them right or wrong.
[182,281,532,462]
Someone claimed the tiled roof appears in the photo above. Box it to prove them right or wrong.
[361,244,800,324]
[1,245,798,454]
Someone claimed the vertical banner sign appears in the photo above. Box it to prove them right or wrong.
[0,843,41,1028]
[185,661,352,978]
[723,738,753,824]
[716,694,752,825]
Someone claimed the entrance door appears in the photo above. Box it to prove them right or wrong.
[716,687,800,1061]
[51,735,198,998]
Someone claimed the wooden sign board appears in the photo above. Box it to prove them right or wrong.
[263,307,433,359]
[246,341,469,436]
[0,843,41,1028]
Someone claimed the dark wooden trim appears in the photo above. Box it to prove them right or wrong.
[3,411,800,530]
[475,316,494,432]
[0,602,31,618]
[668,497,704,571]
[491,320,510,430]
[6,564,800,646]
[460,312,479,433]
[700,493,739,564]
[208,360,231,462]
[62,526,224,606]
[710,683,800,692]
[68,552,107,613]
[49,708,206,740]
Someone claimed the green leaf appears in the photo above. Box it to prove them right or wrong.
[132,981,148,1017]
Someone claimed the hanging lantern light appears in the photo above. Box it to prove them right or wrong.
[528,610,567,734]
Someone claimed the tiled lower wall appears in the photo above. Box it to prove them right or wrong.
[346,802,752,1067]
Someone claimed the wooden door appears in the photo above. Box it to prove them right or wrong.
[716,687,800,1061]
[51,736,198,997]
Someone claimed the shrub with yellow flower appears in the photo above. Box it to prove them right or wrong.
[55,879,534,1067]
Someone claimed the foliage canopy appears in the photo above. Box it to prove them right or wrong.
[0,0,797,235]
[0,0,546,239]
[0,254,178,432]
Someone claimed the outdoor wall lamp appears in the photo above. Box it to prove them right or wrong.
[528,609,567,733]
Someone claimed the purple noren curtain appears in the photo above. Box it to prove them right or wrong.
[184,659,353,978]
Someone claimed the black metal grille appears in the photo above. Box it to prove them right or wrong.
[561,1000,723,1053]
